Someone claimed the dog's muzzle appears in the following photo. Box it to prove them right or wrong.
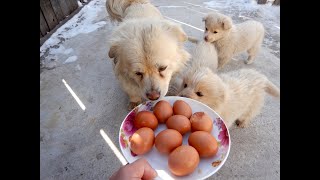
[146,90,160,100]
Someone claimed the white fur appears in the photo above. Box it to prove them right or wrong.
[190,40,218,72]
[106,0,162,22]
[106,0,190,109]
[167,40,218,96]
[203,12,265,68]
[109,19,190,109]
[178,68,279,128]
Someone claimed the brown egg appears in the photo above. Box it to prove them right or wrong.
[188,131,219,157]
[190,112,213,132]
[129,127,155,155]
[173,100,192,118]
[166,115,191,135]
[168,145,200,176]
[134,111,158,130]
[155,129,183,154]
[153,100,173,123]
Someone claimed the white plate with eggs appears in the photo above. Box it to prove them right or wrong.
[119,96,231,180]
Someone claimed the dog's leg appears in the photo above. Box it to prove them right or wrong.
[167,77,183,96]
[236,94,264,128]
[118,78,142,110]
[235,119,246,128]
[128,95,142,110]
[245,46,259,64]
[246,35,263,64]
[187,36,199,44]
[218,56,231,69]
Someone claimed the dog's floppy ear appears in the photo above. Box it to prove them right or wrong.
[162,21,188,42]
[221,16,232,30]
[202,16,207,22]
[108,44,118,59]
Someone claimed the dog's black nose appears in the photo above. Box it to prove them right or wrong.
[146,91,160,100]
[179,94,187,97]
[204,36,208,41]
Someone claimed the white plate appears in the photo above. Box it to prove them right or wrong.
[119,96,231,180]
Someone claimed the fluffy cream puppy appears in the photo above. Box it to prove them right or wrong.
[203,12,265,69]
[108,19,191,109]
[167,40,218,96]
[177,68,279,128]
[106,0,162,22]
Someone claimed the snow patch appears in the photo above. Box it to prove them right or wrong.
[40,0,106,57]
[64,48,74,54]
[203,0,279,27]
[158,6,185,8]
[63,56,78,64]
[50,45,74,55]
[78,1,83,7]
[76,64,81,71]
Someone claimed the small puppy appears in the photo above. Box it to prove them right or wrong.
[106,0,162,22]
[203,12,265,69]
[167,40,218,96]
[178,68,279,128]
[109,19,191,110]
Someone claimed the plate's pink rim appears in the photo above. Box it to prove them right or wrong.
[118,96,231,180]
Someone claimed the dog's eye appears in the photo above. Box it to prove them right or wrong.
[196,92,203,97]
[213,31,217,34]
[135,72,143,76]
[159,66,167,72]
[184,84,187,88]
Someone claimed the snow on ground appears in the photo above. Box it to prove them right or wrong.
[77,1,83,7]
[63,56,78,64]
[40,0,107,69]
[40,0,279,69]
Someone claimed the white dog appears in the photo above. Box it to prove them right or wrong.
[108,19,190,110]
[106,0,191,110]
[203,12,265,69]
[106,0,162,22]
[167,40,218,96]
[178,68,280,128]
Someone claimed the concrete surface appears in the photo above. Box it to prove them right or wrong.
[40,0,280,179]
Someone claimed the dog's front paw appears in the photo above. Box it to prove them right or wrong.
[244,59,254,65]
[235,120,248,128]
[128,102,140,111]
[217,63,225,69]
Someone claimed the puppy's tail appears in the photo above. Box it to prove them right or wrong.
[265,80,280,98]
[187,36,199,44]
[106,0,149,22]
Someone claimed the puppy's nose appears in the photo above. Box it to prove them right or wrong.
[179,94,187,98]
[204,36,208,41]
[146,91,160,100]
